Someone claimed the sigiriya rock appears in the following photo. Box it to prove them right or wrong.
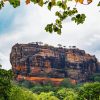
[10,42,100,84]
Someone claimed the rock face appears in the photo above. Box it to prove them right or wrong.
[10,43,100,84]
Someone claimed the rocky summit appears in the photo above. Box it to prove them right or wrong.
[10,42,100,84]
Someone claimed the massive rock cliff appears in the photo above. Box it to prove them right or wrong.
[10,42,100,84]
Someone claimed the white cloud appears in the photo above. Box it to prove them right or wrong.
[0,52,10,69]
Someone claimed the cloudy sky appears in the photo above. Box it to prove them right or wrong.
[0,0,100,69]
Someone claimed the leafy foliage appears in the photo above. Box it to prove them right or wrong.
[0,0,99,34]
[9,86,38,100]
[8,82,100,100]
[38,92,59,100]
[0,64,2,68]
[60,78,75,88]
[71,14,86,25]
[56,88,78,100]
[0,64,100,100]
[9,0,20,8]
[0,69,100,100]
[18,79,34,88]
[0,68,13,100]
[30,84,59,94]
[45,7,80,35]
[97,1,100,6]
[31,0,44,7]
[0,0,4,9]
[16,80,100,100]
[89,73,100,82]
[78,82,100,100]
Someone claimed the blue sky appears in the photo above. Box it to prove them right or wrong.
[0,7,14,34]
[0,1,100,69]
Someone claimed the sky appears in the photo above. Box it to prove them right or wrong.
[0,0,100,69]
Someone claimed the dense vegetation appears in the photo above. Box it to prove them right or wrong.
[0,66,100,100]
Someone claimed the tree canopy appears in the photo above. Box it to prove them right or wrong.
[0,68,13,100]
[0,66,100,100]
[0,0,100,34]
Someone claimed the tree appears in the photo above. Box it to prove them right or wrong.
[94,76,100,82]
[9,85,38,100]
[63,89,78,100]
[30,83,59,94]
[89,73,100,82]
[18,80,34,88]
[58,44,62,48]
[0,68,13,100]
[38,91,59,100]
[0,64,2,68]
[78,82,100,100]
[0,0,99,34]
[56,88,68,100]
[56,88,78,100]
[60,78,75,88]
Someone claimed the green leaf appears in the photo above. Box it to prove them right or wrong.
[51,0,56,5]
[57,28,61,35]
[58,24,62,28]
[71,17,75,21]
[38,0,43,7]
[72,14,86,25]
[48,2,52,10]
[97,1,100,6]
[0,4,2,9]
[9,0,20,8]
[63,11,68,19]
[56,1,62,7]
[45,23,53,33]
[76,14,80,18]
[53,25,57,32]
[55,11,63,19]
[0,0,4,9]
[62,3,67,10]
[31,0,38,4]
[1,1,4,7]
[56,19,61,25]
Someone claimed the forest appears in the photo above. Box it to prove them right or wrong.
[0,65,100,100]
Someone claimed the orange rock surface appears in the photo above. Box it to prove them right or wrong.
[10,43,100,84]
